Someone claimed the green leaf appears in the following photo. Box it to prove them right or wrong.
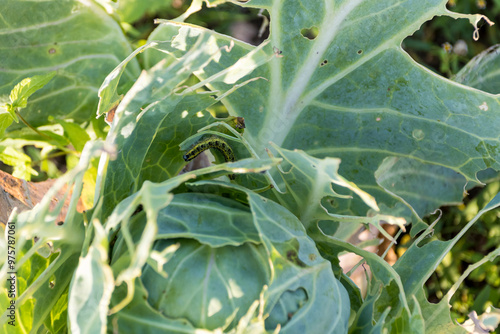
[388,299,425,334]
[116,0,174,24]
[97,30,224,218]
[55,120,91,152]
[416,290,466,334]
[153,193,261,247]
[141,238,269,331]
[104,179,349,332]
[3,125,71,148]
[0,141,104,331]
[43,289,69,333]
[246,190,351,333]
[29,247,82,333]
[313,229,410,308]
[100,93,217,218]
[348,290,383,334]
[385,189,500,332]
[394,190,500,300]
[96,175,200,325]
[108,279,202,333]
[170,0,497,221]
[3,72,56,122]
[98,25,272,217]
[266,146,406,238]
[0,111,13,138]
[0,0,140,128]
[97,41,159,118]
[455,44,500,94]
[375,157,466,218]
[68,220,114,334]
[0,145,37,180]
[270,145,378,219]
[171,182,352,333]
[106,187,271,332]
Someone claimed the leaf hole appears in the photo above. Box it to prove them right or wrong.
[49,276,56,289]
[357,49,363,55]
[321,196,339,210]
[320,59,328,67]
[300,26,319,40]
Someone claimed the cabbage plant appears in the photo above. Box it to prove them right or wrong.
[1,0,500,333]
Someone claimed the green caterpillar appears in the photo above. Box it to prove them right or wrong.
[183,136,235,179]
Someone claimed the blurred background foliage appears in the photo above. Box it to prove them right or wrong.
[2,0,499,327]
[403,0,500,77]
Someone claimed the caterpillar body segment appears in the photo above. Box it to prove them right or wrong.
[182,136,236,179]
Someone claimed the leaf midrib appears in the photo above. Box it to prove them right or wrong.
[258,2,446,153]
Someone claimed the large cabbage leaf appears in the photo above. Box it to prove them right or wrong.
[144,0,497,226]
[0,0,140,129]
[105,187,350,333]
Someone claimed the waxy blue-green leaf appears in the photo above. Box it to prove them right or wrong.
[97,41,162,118]
[270,145,378,219]
[99,40,219,217]
[99,24,272,217]
[68,219,114,334]
[169,0,497,221]
[382,189,500,332]
[267,146,407,239]
[455,44,500,94]
[176,181,351,333]
[376,42,500,227]
[154,193,260,247]
[143,21,272,84]
[81,174,199,333]
[337,190,500,332]
[375,157,466,220]
[107,190,270,332]
[99,94,219,218]
[142,238,269,331]
[416,288,466,334]
[0,0,140,128]
[245,190,351,333]
[109,178,350,333]
[107,279,203,334]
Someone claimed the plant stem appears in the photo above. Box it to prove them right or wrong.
[15,110,52,140]
[31,150,76,166]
